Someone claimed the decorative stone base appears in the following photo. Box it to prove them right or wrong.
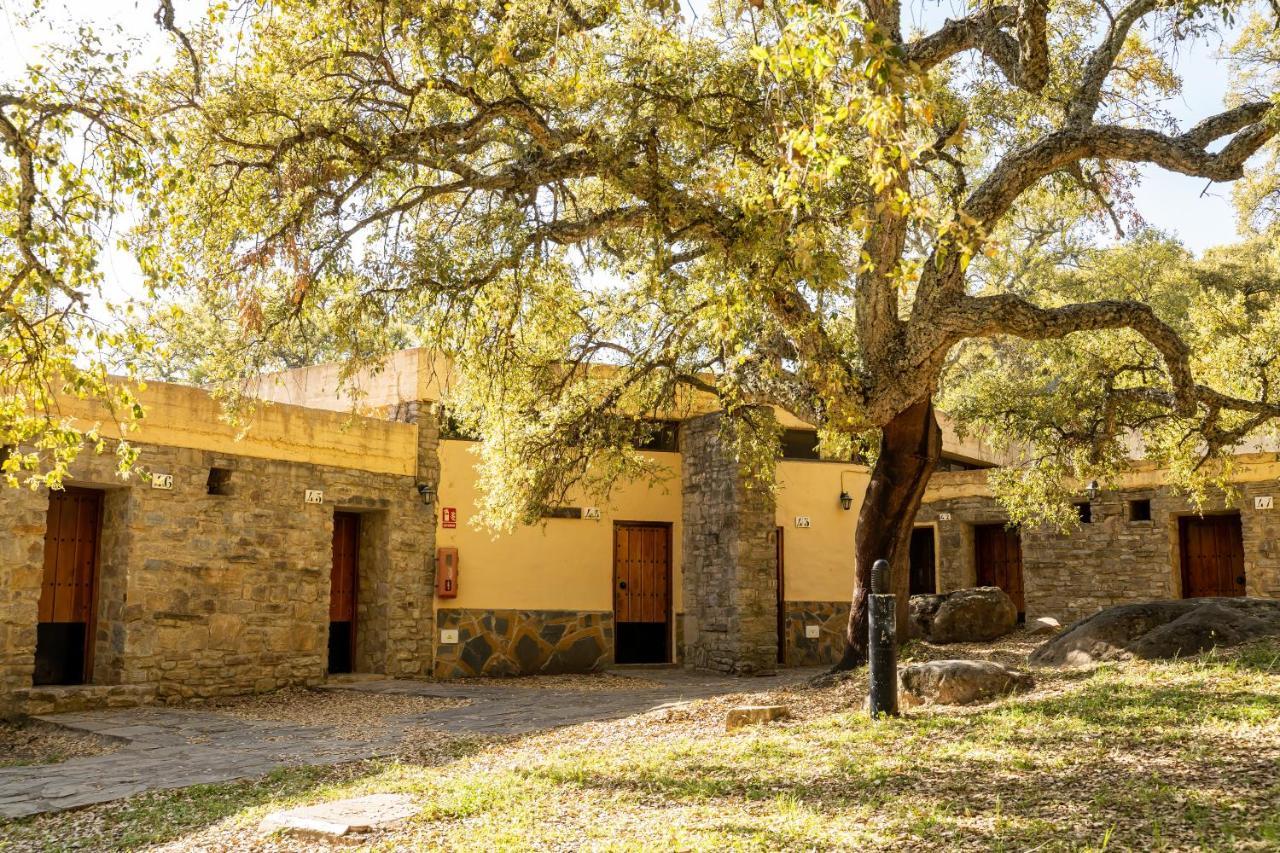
[433,609,613,678]
[3,683,158,718]
[784,601,849,666]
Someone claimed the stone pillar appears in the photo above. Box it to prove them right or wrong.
[0,486,47,715]
[386,401,441,677]
[680,412,778,674]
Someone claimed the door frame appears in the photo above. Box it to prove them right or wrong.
[39,486,105,684]
[1177,511,1245,598]
[611,520,674,663]
[775,526,785,664]
[330,511,361,673]
[909,523,939,596]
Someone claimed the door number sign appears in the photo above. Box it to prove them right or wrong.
[304,489,324,505]
[1256,496,1274,510]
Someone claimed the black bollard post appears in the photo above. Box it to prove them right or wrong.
[867,557,899,718]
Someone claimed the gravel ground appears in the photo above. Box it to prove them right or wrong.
[9,631,1276,851]
[184,688,470,740]
[0,720,121,768]
[452,671,669,691]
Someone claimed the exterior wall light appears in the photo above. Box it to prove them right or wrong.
[839,490,853,511]
[1085,479,1100,501]
[416,482,436,505]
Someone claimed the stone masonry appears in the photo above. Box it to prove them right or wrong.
[918,473,1280,625]
[432,609,613,677]
[0,410,439,716]
[679,412,778,674]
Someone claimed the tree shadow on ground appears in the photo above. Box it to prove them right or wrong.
[517,674,1280,849]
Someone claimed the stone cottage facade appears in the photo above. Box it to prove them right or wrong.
[3,349,1278,716]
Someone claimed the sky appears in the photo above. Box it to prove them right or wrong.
[0,0,1261,305]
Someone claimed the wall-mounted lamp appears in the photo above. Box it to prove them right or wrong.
[416,482,436,505]
[838,470,859,511]
[1084,479,1100,501]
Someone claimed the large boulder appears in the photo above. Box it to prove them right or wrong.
[908,594,948,640]
[1030,597,1280,666]
[928,587,1018,644]
[899,659,1034,706]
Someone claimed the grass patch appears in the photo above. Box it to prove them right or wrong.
[4,641,1279,851]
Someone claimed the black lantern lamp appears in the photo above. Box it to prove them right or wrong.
[416,482,436,505]
[1085,479,1100,501]
[838,470,858,511]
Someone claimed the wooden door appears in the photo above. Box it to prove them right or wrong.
[1180,514,1246,598]
[909,527,936,596]
[36,487,103,684]
[329,512,360,673]
[974,523,1024,616]
[613,523,671,664]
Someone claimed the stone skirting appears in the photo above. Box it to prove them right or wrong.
[4,684,157,719]
[783,601,849,666]
[432,609,613,678]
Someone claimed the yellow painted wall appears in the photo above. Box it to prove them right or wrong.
[64,381,417,477]
[774,460,869,602]
[434,440,684,613]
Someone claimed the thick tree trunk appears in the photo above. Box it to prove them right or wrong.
[832,396,943,671]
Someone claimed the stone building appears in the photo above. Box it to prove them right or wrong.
[916,459,1280,625]
[3,348,1277,715]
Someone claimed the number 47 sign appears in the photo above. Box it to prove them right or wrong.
[1256,496,1274,510]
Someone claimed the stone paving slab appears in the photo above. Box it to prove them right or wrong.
[0,667,821,820]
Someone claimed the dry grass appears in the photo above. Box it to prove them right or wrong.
[0,720,121,768]
[4,635,1279,851]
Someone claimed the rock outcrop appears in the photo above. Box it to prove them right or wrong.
[899,659,1034,706]
[1030,598,1280,666]
[926,587,1018,644]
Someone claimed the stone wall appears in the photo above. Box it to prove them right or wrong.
[782,601,848,666]
[679,412,779,674]
[432,609,612,677]
[1,412,436,712]
[918,480,1280,624]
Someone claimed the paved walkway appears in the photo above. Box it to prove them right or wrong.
[0,668,818,819]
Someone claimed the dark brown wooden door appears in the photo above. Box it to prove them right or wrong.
[613,523,671,665]
[329,512,360,673]
[36,487,103,685]
[613,524,670,623]
[39,488,103,625]
[975,523,1025,616]
[1180,514,1246,598]
[330,513,359,622]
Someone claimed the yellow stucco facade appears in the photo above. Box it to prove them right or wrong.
[434,440,684,614]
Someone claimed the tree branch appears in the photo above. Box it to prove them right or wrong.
[905,0,1049,93]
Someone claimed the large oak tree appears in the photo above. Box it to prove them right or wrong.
[57,0,1280,664]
